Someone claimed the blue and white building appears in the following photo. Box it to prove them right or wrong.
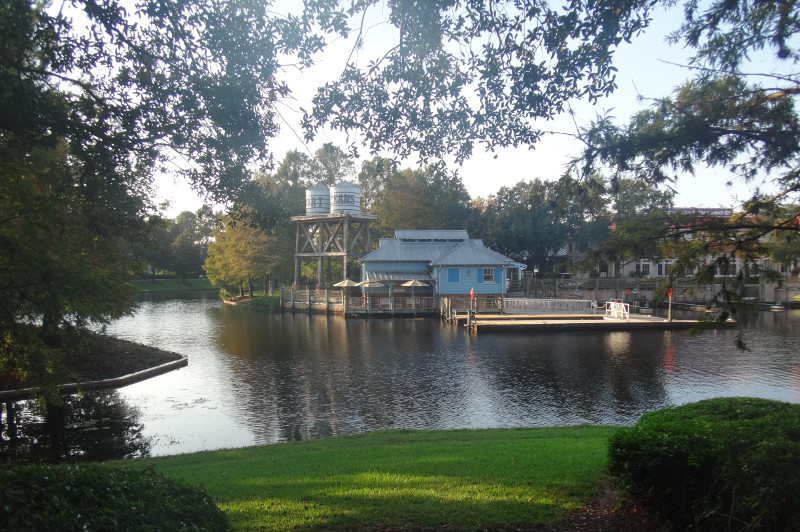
[360,230,525,297]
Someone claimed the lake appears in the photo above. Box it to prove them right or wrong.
[4,292,800,461]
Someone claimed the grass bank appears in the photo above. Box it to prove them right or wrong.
[120,426,618,531]
[130,278,217,292]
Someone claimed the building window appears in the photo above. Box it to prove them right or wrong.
[448,268,460,283]
[641,263,650,276]
[483,268,494,282]
[719,262,737,276]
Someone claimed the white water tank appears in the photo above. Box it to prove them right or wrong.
[330,182,360,214]
[305,184,330,215]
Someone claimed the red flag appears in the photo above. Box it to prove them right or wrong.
[470,287,475,299]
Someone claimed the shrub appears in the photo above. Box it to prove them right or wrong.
[1,463,229,531]
[245,294,281,310]
[609,397,800,531]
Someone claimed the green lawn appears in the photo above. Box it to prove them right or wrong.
[130,278,217,292]
[122,427,619,531]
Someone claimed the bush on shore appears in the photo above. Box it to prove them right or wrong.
[608,397,800,531]
[244,293,281,310]
[1,463,229,531]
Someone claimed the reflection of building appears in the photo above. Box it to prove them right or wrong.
[360,230,525,296]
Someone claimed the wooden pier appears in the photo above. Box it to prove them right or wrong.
[464,313,698,333]
[448,300,699,333]
[279,291,702,330]
[280,287,438,317]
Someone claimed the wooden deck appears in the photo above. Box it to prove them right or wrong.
[463,313,697,333]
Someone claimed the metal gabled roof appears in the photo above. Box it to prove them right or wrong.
[394,229,469,242]
[361,233,525,269]
[430,240,516,266]
[470,240,527,268]
[361,238,456,262]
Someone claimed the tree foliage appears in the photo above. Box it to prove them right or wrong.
[0,0,339,390]
[309,143,356,185]
[204,153,309,295]
[578,179,674,279]
[204,217,282,299]
[304,0,658,163]
[478,179,570,265]
[575,0,800,281]
[168,209,217,282]
[358,156,398,212]
[367,164,472,237]
[0,139,138,387]
[474,175,673,275]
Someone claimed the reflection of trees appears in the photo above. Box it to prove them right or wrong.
[211,309,675,441]
[474,331,670,424]
[214,311,453,442]
[1,391,150,463]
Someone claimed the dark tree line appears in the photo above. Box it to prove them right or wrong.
[205,148,676,288]
[135,207,218,282]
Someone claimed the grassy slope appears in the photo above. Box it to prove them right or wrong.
[124,427,618,531]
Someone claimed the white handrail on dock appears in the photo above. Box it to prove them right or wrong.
[604,301,630,320]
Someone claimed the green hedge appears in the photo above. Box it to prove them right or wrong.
[1,463,229,531]
[609,397,800,531]
[243,294,281,310]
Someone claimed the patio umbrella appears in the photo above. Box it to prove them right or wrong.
[401,279,428,311]
[334,279,360,309]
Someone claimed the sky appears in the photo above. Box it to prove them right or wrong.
[156,2,779,216]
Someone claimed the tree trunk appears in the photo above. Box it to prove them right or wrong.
[248,275,254,299]
[40,313,61,348]
[4,401,17,443]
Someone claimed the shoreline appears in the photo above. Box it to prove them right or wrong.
[0,355,187,401]
[0,335,187,401]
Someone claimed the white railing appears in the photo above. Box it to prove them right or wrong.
[503,298,595,314]
[477,298,503,312]
[604,301,630,320]
[343,296,436,312]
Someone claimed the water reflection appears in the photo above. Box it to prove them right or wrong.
[96,295,800,456]
[1,391,149,463]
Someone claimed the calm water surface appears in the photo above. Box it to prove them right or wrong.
[95,293,800,456]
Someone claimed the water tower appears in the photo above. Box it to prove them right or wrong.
[291,182,376,286]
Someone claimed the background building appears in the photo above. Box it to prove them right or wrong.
[360,230,525,297]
